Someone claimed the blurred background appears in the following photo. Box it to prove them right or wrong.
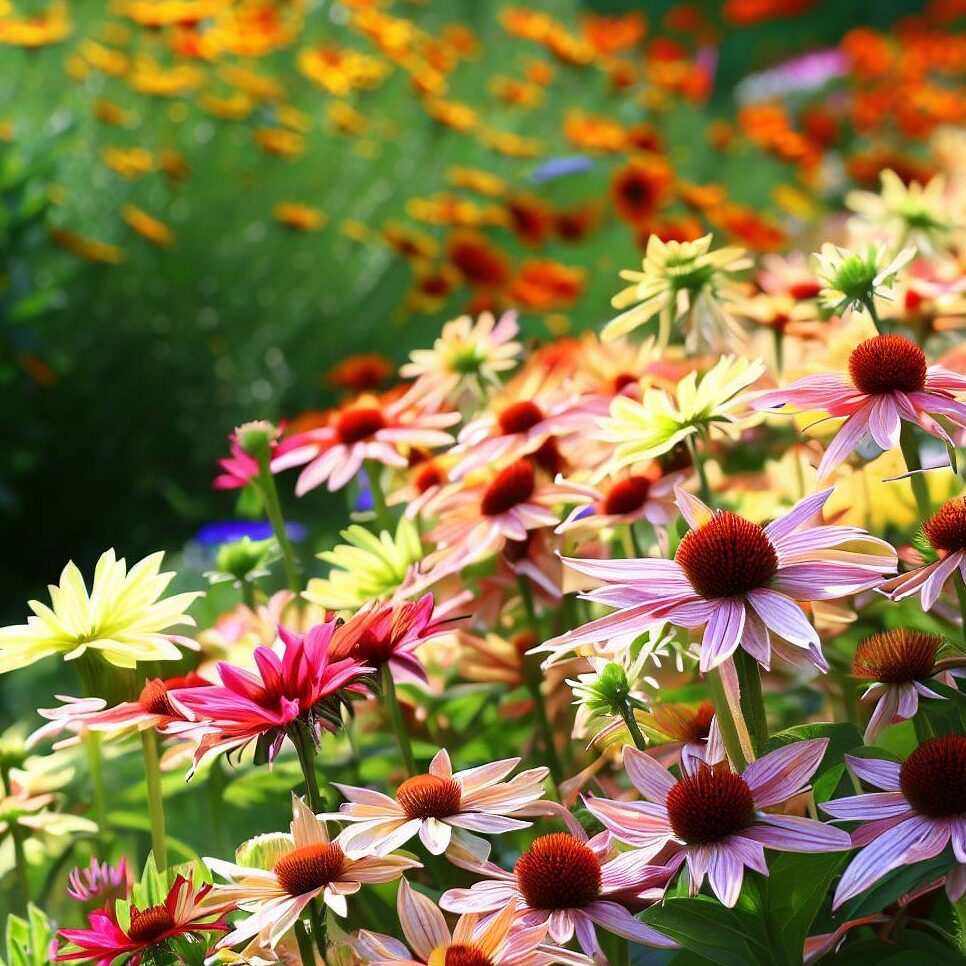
[0,0,956,613]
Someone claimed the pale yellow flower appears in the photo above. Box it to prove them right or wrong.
[0,550,201,673]
[598,355,765,474]
[811,242,915,316]
[604,233,751,350]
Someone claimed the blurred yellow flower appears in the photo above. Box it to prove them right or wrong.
[0,0,70,47]
[48,227,123,264]
[273,202,326,232]
[0,550,202,673]
[121,205,173,247]
[101,146,154,179]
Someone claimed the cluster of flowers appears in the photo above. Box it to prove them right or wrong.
[1,157,966,964]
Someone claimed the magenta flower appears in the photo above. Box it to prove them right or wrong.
[214,441,260,491]
[66,856,132,911]
[851,629,966,741]
[538,487,896,672]
[56,875,226,964]
[171,620,372,772]
[823,737,966,909]
[584,740,850,908]
[881,495,966,610]
[440,826,676,958]
[750,334,966,480]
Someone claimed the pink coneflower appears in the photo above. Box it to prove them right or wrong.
[823,737,966,908]
[449,387,607,480]
[387,454,458,520]
[554,469,684,538]
[56,875,226,964]
[171,620,372,771]
[28,673,210,750]
[66,856,132,912]
[537,487,896,672]
[880,495,966,610]
[851,630,965,741]
[329,593,450,686]
[328,749,549,862]
[750,334,966,480]
[440,827,676,956]
[352,879,592,966]
[206,796,420,953]
[272,386,459,495]
[426,461,595,577]
[585,740,850,907]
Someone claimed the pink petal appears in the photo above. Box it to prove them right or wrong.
[821,792,910,822]
[623,747,677,802]
[699,599,745,672]
[844,755,901,791]
[747,589,817,646]
[744,737,828,807]
[584,901,677,948]
[744,814,851,852]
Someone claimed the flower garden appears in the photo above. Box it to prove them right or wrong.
[1,1,966,964]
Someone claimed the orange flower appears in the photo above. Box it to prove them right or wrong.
[297,45,390,95]
[159,149,190,181]
[127,58,202,97]
[634,215,704,247]
[553,203,600,243]
[273,203,326,232]
[710,205,786,252]
[121,205,173,247]
[382,222,439,260]
[101,146,154,179]
[423,96,477,132]
[93,99,134,127]
[406,261,460,313]
[581,11,646,55]
[0,0,70,47]
[508,259,585,311]
[477,127,542,158]
[219,63,284,102]
[49,227,123,264]
[446,231,512,290]
[524,59,554,86]
[199,91,253,121]
[488,75,544,108]
[328,100,368,136]
[446,166,506,198]
[611,154,673,225]
[326,355,394,394]
[505,194,554,246]
[253,128,304,158]
[78,40,128,76]
[564,110,626,152]
[677,180,727,212]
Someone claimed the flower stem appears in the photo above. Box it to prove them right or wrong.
[956,574,966,649]
[628,522,645,558]
[898,423,932,521]
[706,662,752,770]
[381,664,417,777]
[365,460,392,531]
[0,762,29,913]
[686,435,712,504]
[83,730,110,836]
[291,722,325,811]
[619,702,648,751]
[861,296,883,334]
[733,649,768,757]
[140,728,168,869]
[254,448,301,594]
[295,920,319,966]
[309,899,329,963]
[240,578,257,610]
[517,576,565,794]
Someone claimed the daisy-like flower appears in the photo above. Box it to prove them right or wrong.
[66,856,132,910]
[206,796,420,952]
[425,461,595,577]
[329,594,450,685]
[555,468,684,537]
[27,672,210,750]
[440,827,676,956]
[271,387,459,495]
[598,356,765,476]
[750,334,966,480]
[846,169,955,255]
[852,630,966,741]
[171,620,372,772]
[810,242,915,317]
[881,496,966,610]
[328,749,549,863]
[388,454,459,521]
[352,878,592,966]
[537,487,896,673]
[823,737,966,908]
[449,385,606,481]
[55,874,226,964]
[0,549,202,673]
[305,519,425,611]
[401,310,522,405]
[602,233,751,350]
[585,740,850,908]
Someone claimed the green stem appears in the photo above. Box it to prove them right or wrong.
[240,578,257,610]
[83,731,109,836]
[628,522,645,558]
[773,327,784,377]
[733,650,768,757]
[291,723,325,811]
[140,728,168,869]
[686,435,712,505]
[706,664,751,770]
[619,702,648,751]
[898,423,932,521]
[913,712,936,744]
[309,899,328,963]
[295,920,319,966]
[517,576,564,794]
[365,460,392,531]
[206,759,230,858]
[955,573,966,649]
[861,295,883,334]
[0,763,29,913]
[254,449,301,594]
[381,664,417,777]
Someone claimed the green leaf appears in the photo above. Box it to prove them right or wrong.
[837,855,949,920]
[640,896,774,966]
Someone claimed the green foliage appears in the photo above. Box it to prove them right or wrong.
[0,904,54,966]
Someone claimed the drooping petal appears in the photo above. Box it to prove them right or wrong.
[743,738,828,808]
